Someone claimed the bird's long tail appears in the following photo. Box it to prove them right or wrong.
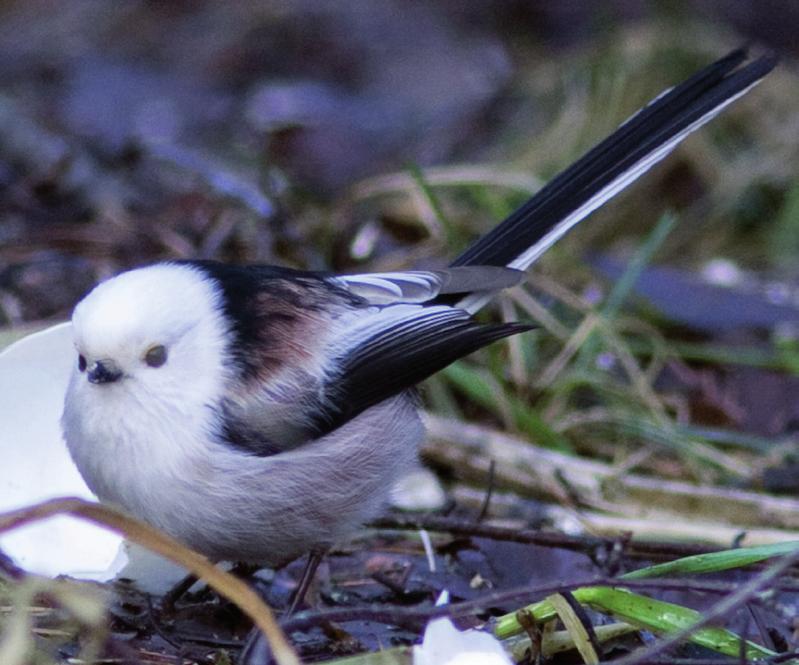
[454,48,777,312]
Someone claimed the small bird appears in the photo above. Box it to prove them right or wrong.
[63,50,775,574]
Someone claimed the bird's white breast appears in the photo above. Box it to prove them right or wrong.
[64,379,422,564]
[62,365,222,522]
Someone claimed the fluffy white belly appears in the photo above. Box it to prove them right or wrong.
[63,389,422,566]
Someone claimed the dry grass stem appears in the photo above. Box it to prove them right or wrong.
[0,498,300,665]
[424,415,799,535]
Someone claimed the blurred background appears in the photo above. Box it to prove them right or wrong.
[1,0,797,321]
[4,0,799,478]
[2,3,799,493]
[3,2,799,661]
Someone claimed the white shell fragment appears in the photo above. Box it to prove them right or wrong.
[0,323,123,580]
[413,591,513,665]
[390,467,447,512]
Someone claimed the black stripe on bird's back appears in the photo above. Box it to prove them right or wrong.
[451,49,777,268]
[175,260,363,380]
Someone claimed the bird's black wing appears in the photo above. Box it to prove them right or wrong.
[307,304,532,435]
[186,260,530,452]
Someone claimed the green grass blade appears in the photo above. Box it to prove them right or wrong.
[575,212,678,370]
[626,336,799,374]
[495,587,774,659]
[496,542,799,655]
[441,362,572,451]
[407,163,457,246]
[601,211,678,321]
[621,541,799,579]
[575,586,774,659]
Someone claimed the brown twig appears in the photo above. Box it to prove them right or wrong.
[476,459,496,522]
[370,513,718,560]
[279,575,763,634]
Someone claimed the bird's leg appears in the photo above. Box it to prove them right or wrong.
[286,547,327,616]
[238,548,328,664]
[230,561,262,578]
[159,572,199,613]
[159,562,261,612]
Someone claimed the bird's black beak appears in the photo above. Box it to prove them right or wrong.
[87,359,122,384]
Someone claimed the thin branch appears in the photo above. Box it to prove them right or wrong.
[280,576,763,634]
[370,513,719,560]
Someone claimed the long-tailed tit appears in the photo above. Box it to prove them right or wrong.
[62,50,775,569]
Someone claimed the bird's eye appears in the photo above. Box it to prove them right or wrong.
[78,354,87,372]
[144,345,168,368]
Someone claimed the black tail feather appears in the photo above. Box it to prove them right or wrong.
[451,49,777,270]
